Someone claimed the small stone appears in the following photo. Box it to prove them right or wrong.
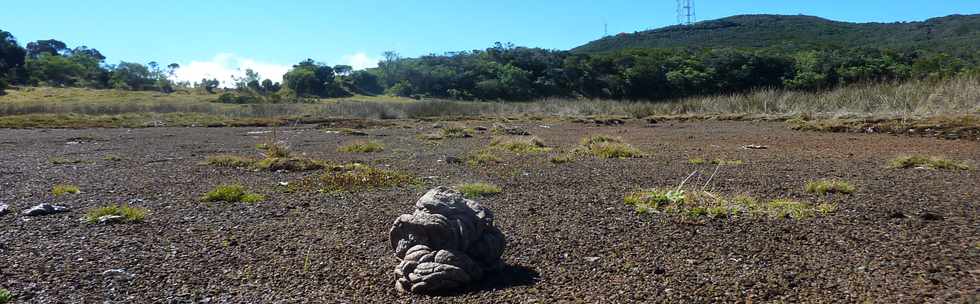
[0,203,9,215]
[585,256,601,262]
[97,215,125,224]
[22,203,69,216]
[742,144,768,150]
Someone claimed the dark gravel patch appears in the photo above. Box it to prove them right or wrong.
[0,120,977,303]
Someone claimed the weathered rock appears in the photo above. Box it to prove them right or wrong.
[390,187,506,294]
[22,203,69,216]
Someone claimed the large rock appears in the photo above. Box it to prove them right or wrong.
[22,203,69,216]
[0,203,8,216]
[390,187,506,294]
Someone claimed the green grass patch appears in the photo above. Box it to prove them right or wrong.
[83,205,147,224]
[52,184,81,196]
[202,184,265,203]
[549,154,574,164]
[292,164,415,193]
[625,189,830,219]
[0,288,11,303]
[490,136,552,154]
[204,155,257,168]
[339,140,385,153]
[466,149,502,166]
[576,135,646,159]
[805,179,856,194]
[888,155,972,170]
[457,182,502,198]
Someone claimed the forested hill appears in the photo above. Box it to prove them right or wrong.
[573,14,980,54]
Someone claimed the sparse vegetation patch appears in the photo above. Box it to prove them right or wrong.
[457,183,502,198]
[491,136,552,154]
[52,184,81,196]
[625,189,831,219]
[805,179,856,194]
[202,184,265,203]
[205,155,257,168]
[339,140,385,153]
[0,288,11,303]
[83,205,147,224]
[887,155,972,170]
[576,135,646,159]
[292,164,415,193]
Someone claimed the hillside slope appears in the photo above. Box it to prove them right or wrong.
[574,14,980,54]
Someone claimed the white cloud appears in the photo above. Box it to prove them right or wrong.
[341,52,379,71]
[172,53,290,87]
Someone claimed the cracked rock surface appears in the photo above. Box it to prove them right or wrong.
[390,187,506,294]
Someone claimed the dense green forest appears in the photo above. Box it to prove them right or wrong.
[574,14,980,55]
[2,14,979,101]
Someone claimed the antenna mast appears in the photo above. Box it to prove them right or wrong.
[677,0,695,25]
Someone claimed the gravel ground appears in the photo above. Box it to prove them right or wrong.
[0,120,977,303]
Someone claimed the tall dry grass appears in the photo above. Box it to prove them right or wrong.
[1,77,977,122]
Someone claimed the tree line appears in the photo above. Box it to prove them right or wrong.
[2,29,979,101]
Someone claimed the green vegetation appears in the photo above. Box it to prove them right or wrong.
[83,205,147,224]
[202,184,265,203]
[51,184,80,196]
[805,179,856,194]
[576,135,646,159]
[575,14,980,55]
[624,189,832,219]
[292,164,415,193]
[549,154,574,164]
[49,157,85,165]
[338,140,384,153]
[466,149,502,166]
[457,182,502,198]
[888,155,972,170]
[688,158,707,165]
[490,136,552,153]
[0,288,11,303]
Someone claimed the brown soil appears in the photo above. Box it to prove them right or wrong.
[0,120,977,303]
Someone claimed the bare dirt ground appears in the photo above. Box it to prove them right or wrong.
[0,120,977,303]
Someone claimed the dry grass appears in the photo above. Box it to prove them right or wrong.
[457,182,502,198]
[625,189,832,219]
[490,136,552,154]
[292,164,415,193]
[576,135,646,159]
[52,184,81,196]
[338,141,385,153]
[887,155,972,170]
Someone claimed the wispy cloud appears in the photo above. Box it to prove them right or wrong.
[341,52,380,70]
[172,53,290,87]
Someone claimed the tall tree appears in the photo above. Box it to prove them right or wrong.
[26,39,68,58]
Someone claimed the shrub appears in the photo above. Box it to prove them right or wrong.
[339,141,385,153]
[491,136,551,154]
[83,205,147,224]
[458,183,502,198]
[202,184,265,203]
[888,155,971,170]
[805,179,856,194]
[52,184,81,196]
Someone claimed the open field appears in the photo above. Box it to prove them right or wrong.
[0,119,977,302]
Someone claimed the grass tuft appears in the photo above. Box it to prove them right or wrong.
[549,154,574,164]
[52,184,81,196]
[491,136,552,154]
[339,140,385,153]
[805,179,856,194]
[202,184,265,203]
[576,135,646,158]
[83,205,147,224]
[204,155,256,168]
[887,155,972,170]
[457,182,502,198]
[293,164,415,193]
[625,189,829,219]
[467,149,502,166]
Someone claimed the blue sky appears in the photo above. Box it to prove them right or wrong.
[1,0,977,84]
